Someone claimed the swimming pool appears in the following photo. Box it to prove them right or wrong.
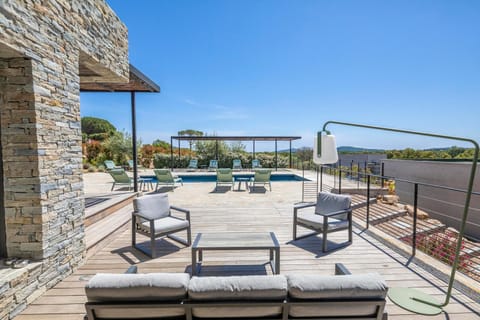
[141,173,309,183]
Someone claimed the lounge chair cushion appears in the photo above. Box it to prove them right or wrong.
[189,275,287,318]
[134,194,170,220]
[287,273,387,299]
[315,192,351,220]
[296,213,349,231]
[139,216,189,234]
[85,273,190,302]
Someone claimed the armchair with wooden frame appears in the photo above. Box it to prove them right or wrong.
[293,192,352,252]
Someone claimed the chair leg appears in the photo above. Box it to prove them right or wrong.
[322,230,328,253]
[293,219,297,240]
[111,182,115,191]
[150,235,156,258]
[187,226,192,246]
[131,218,136,246]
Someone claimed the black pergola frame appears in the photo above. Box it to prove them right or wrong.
[81,64,160,192]
[170,135,301,170]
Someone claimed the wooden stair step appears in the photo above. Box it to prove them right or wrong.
[85,204,133,256]
[84,193,136,227]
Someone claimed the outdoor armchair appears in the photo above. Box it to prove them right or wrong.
[252,159,262,169]
[108,169,134,191]
[216,168,234,190]
[153,169,183,192]
[232,159,242,170]
[104,160,121,171]
[132,193,191,258]
[250,169,272,191]
[187,159,198,171]
[293,192,352,252]
[208,159,218,171]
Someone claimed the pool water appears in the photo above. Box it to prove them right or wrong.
[141,173,309,183]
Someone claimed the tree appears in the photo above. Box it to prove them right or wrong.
[81,116,116,141]
[230,141,246,153]
[152,139,170,149]
[296,147,313,162]
[178,129,203,152]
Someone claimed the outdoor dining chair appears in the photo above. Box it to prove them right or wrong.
[208,159,218,171]
[232,159,242,170]
[153,169,183,192]
[187,159,198,171]
[293,192,352,252]
[252,159,262,169]
[132,193,191,258]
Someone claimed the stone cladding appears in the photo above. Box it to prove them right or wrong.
[0,1,129,318]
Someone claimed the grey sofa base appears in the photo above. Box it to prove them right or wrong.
[85,264,387,320]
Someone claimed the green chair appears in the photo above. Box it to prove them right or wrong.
[216,168,234,190]
[127,159,145,171]
[250,169,272,191]
[208,159,218,171]
[187,159,198,171]
[252,159,262,169]
[104,160,121,171]
[232,159,242,170]
[153,169,183,192]
[108,169,134,191]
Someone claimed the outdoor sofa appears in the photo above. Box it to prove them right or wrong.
[84,264,388,320]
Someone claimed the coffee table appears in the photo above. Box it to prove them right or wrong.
[191,232,280,276]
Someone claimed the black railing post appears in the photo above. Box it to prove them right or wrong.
[320,166,323,192]
[301,164,305,202]
[338,165,342,194]
[381,162,385,188]
[413,183,418,256]
[366,175,371,228]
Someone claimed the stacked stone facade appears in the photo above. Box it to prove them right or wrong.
[0,1,129,318]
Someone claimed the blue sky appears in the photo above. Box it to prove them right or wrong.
[80,0,480,151]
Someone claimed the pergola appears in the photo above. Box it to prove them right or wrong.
[170,135,302,170]
[81,64,160,192]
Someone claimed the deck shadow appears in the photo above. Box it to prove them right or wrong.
[112,239,185,262]
[249,187,267,194]
[210,186,232,193]
[188,264,270,276]
[287,236,352,257]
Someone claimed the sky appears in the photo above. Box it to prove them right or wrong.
[80,0,480,152]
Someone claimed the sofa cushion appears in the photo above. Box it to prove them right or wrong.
[134,194,170,220]
[189,275,287,318]
[188,275,287,300]
[287,273,387,300]
[85,273,190,302]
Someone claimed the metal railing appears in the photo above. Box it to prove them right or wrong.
[306,164,480,282]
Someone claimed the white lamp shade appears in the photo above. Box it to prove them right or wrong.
[313,134,338,164]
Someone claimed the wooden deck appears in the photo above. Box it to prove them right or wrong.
[16,178,480,320]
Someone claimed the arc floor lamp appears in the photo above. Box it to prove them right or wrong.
[313,120,479,315]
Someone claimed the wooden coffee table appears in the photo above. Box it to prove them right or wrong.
[191,232,280,276]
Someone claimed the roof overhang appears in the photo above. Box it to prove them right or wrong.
[80,64,160,93]
[171,136,302,142]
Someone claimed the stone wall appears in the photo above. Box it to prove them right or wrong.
[0,0,130,318]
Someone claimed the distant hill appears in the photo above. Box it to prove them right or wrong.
[337,146,385,153]
[278,146,385,153]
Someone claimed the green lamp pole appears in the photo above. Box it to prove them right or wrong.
[319,121,479,315]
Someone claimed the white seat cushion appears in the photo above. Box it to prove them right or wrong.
[140,216,189,234]
[297,212,348,231]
